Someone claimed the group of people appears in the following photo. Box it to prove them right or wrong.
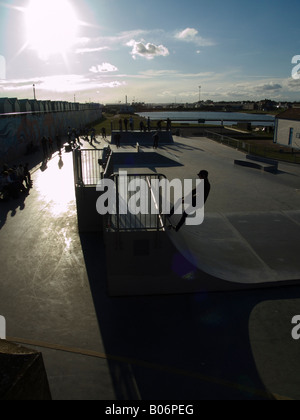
[0,163,32,200]
[41,135,63,160]
[118,117,136,132]
[117,117,172,133]
[68,126,102,147]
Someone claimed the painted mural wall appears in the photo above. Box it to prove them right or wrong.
[0,108,102,164]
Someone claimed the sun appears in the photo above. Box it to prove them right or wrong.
[24,0,79,59]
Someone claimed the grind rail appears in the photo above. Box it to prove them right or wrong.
[106,173,168,232]
[73,147,112,187]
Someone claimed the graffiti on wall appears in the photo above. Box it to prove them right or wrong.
[0,109,101,164]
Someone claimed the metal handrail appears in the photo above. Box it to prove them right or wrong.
[106,173,168,232]
[73,147,108,187]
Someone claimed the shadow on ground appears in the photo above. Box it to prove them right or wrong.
[79,232,300,400]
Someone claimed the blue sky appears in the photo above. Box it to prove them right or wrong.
[0,0,300,104]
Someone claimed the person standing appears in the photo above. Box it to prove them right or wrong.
[166,118,172,131]
[23,163,32,189]
[153,132,159,149]
[56,135,62,155]
[115,133,121,148]
[41,136,48,160]
[129,117,134,131]
[48,137,54,156]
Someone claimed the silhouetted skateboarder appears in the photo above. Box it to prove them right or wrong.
[168,170,210,232]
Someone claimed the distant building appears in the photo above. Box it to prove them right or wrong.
[28,100,40,112]
[9,98,20,113]
[41,100,51,112]
[19,99,32,113]
[258,99,276,112]
[0,96,103,116]
[0,98,13,114]
[104,103,134,114]
[274,108,300,150]
[243,102,258,111]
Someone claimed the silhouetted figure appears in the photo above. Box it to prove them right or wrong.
[90,128,96,144]
[169,170,211,232]
[56,135,62,155]
[67,127,72,143]
[124,118,128,132]
[23,163,32,189]
[166,118,172,131]
[115,133,121,148]
[129,117,134,131]
[41,136,48,160]
[2,168,28,199]
[75,129,80,145]
[153,132,159,149]
[48,137,54,155]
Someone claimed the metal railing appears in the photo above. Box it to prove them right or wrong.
[205,130,300,164]
[106,173,167,232]
[73,147,112,187]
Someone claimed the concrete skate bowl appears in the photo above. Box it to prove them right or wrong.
[166,211,300,292]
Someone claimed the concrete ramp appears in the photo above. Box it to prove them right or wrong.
[111,130,174,146]
[105,211,300,296]
[234,155,278,173]
[167,211,300,285]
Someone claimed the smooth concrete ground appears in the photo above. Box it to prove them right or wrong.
[0,135,300,400]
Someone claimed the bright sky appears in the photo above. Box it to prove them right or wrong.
[0,0,300,104]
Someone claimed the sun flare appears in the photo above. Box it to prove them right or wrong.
[24,0,79,59]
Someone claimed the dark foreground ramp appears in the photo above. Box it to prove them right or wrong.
[105,210,300,297]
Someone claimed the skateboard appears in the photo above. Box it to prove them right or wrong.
[166,215,176,230]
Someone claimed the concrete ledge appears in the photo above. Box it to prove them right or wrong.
[0,341,51,400]
[246,155,278,167]
[234,157,278,173]
[111,131,174,146]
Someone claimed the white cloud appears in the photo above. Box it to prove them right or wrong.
[76,46,110,54]
[175,28,215,47]
[89,63,118,73]
[139,69,215,79]
[255,82,282,92]
[176,28,198,41]
[126,40,169,60]
[0,74,126,95]
[139,69,178,77]
[76,30,148,52]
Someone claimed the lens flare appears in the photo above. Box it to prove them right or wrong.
[24,0,79,59]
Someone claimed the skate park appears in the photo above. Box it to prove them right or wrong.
[1,131,300,400]
[74,130,300,296]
